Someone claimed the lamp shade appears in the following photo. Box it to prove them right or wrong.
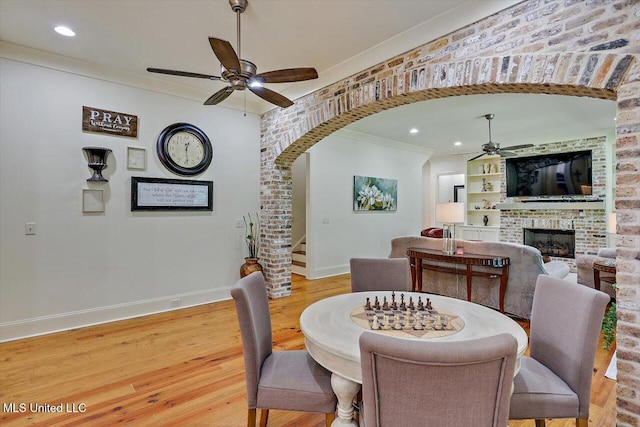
[435,202,465,224]
[608,212,617,233]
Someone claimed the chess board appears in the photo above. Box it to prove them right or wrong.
[350,295,464,338]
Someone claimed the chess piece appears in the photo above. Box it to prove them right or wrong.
[404,311,412,329]
[399,294,406,311]
[371,316,379,330]
[408,297,415,311]
[426,298,432,310]
[417,297,424,311]
[383,296,389,311]
[413,314,423,330]
[365,297,372,310]
[442,316,451,330]
[374,296,380,310]
[434,315,442,330]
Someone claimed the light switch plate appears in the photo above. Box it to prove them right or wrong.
[25,223,36,235]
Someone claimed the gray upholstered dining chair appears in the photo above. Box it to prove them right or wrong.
[231,272,337,427]
[509,275,610,427]
[349,258,410,293]
[359,332,518,427]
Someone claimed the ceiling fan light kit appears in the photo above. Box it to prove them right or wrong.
[147,0,318,108]
[469,113,534,161]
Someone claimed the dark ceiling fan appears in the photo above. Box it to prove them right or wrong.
[147,0,318,108]
[469,113,534,161]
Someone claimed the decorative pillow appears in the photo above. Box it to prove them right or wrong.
[420,228,444,238]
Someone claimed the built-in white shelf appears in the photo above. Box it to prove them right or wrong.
[468,191,501,195]
[468,209,499,212]
[497,201,605,210]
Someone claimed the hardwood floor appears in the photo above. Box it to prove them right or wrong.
[0,274,616,426]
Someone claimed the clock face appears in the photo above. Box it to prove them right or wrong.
[157,123,213,176]
[167,132,205,168]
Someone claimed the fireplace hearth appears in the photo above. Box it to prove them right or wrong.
[523,228,576,259]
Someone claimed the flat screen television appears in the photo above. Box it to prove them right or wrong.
[505,150,593,198]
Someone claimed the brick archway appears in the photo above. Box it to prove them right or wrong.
[259,2,639,422]
[259,52,632,297]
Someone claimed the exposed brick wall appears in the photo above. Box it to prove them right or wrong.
[499,136,609,271]
[259,1,639,423]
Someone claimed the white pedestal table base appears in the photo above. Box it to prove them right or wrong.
[330,373,360,427]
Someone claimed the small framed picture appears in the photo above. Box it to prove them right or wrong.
[82,189,104,213]
[127,147,146,170]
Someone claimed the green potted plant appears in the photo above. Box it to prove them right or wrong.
[601,283,617,351]
[240,212,263,278]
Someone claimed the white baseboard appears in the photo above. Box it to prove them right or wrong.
[307,264,350,280]
[0,287,232,343]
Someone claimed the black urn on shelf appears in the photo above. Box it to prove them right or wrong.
[83,146,112,182]
[483,215,489,226]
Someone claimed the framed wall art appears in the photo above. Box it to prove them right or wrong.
[127,147,146,170]
[353,175,397,211]
[131,177,213,211]
[82,189,104,213]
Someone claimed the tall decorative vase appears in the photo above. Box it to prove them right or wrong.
[483,215,489,226]
[240,257,263,278]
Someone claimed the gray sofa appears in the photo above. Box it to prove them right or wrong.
[576,248,616,298]
[389,236,570,319]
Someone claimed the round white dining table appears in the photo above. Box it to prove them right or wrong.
[300,291,528,427]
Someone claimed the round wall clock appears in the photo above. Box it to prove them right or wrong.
[156,123,213,176]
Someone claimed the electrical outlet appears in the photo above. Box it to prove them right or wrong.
[322,218,330,224]
[25,223,36,235]
[236,219,244,228]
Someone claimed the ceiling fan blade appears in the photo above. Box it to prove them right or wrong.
[249,85,294,108]
[253,68,319,84]
[499,151,517,157]
[209,37,241,73]
[204,87,234,105]
[147,68,220,80]
[469,152,486,161]
[500,144,534,151]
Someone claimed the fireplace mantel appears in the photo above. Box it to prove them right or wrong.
[497,201,605,210]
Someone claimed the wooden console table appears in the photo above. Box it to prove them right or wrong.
[407,247,510,313]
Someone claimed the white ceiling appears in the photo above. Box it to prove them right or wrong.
[347,93,616,157]
[0,0,616,157]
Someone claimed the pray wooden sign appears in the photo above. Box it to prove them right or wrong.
[82,106,138,138]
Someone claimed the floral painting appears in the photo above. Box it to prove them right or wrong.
[353,175,397,211]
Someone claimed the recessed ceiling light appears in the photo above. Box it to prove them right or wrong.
[454,141,462,146]
[54,26,76,37]
[409,128,419,134]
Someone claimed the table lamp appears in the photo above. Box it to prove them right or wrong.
[608,212,617,247]
[435,202,465,255]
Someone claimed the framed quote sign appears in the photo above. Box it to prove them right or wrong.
[131,177,213,211]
